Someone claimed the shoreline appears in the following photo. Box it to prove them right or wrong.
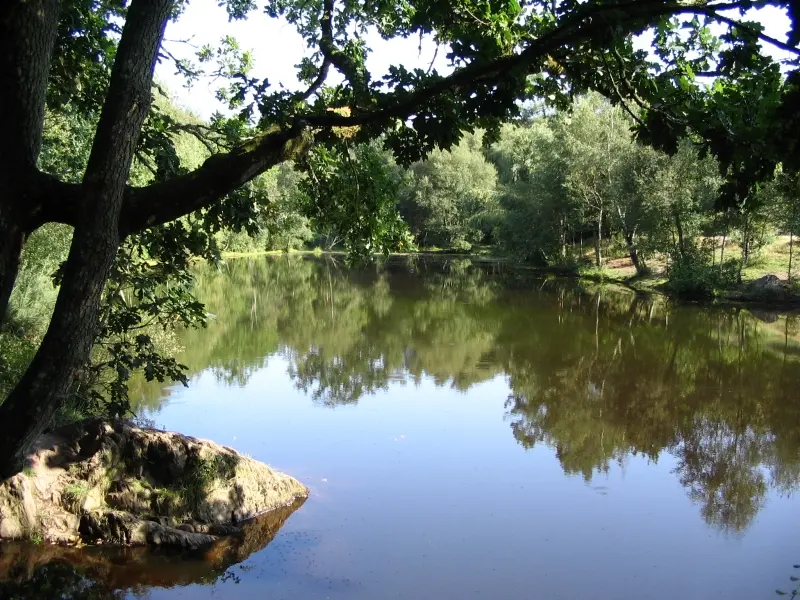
[218,250,800,312]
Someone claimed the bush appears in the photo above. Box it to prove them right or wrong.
[666,248,738,299]
[451,239,473,253]
[7,224,72,336]
[215,229,263,254]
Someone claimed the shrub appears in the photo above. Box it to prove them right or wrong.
[666,246,738,299]
[451,239,473,253]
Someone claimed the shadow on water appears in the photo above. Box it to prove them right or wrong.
[0,499,305,598]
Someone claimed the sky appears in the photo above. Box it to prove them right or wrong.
[154,1,794,120]
[156,2,450,118]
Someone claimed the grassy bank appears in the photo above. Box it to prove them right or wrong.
[561,235,800,306]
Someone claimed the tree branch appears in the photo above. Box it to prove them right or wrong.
[703,9,800,57]
[315,0,369,93]
[121,123,309,234]
[299,0,746,129]
[601,53,646,127]
[293,0,336,102]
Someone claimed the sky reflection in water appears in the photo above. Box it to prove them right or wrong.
[5,255,800,600]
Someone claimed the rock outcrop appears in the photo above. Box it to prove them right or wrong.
[0,419,308,549]
[745,274,792,302]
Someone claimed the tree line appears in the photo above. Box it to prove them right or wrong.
[4,88,800,447]
[208,92,800,298]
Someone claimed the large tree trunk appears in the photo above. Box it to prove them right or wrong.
[789,201,796,282]
[0,206,24,322]
[0,0,58,167]
[0,0,61,321]
[624,231,646,276]
[615,205,645,276]
[0,218,120,476]
[0,0,173,478]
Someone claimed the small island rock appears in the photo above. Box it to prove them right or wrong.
[0,419,308,549]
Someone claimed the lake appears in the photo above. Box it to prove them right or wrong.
[4,255,800,599]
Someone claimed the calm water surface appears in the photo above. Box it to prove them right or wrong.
[6,256,800,599]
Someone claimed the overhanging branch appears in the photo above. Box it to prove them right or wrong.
[121,123,308,234]
[40,0,792,239]
[299,0,762,129]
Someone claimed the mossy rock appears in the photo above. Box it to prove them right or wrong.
[0,419,308,548]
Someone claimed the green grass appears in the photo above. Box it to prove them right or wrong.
[0,331,36,403]
[570,235,799,292]
[62,481,91,511]
[739,236,797,282]
[152,486,183,513]
[148,452,240,516]
[220,249,287,259]
[178,453,238,507]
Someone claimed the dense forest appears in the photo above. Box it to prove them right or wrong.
[212,92,800,301]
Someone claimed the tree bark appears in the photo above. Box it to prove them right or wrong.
[0,0,61,321]
[122,125,306,234]
[615,205,645,276]
[624,232,646,276]
[0,205,24,322]
[0,0,174,479]
[789,201,796,282]
[0,0,59,169]
[595,209,603,268]
[674,209,686,259]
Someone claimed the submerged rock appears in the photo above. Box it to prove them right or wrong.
[0,419,308,549]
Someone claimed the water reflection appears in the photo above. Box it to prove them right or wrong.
[134,255,800,535]
[0,500,304,598]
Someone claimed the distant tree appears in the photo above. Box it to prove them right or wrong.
[399,132,499,250]
[491,118,575,263]
[300,141,412,262]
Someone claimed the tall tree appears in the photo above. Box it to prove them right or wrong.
[0,0,799,475]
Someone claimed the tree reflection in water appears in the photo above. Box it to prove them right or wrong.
[135,255,800,535]
[0,499,304,597]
